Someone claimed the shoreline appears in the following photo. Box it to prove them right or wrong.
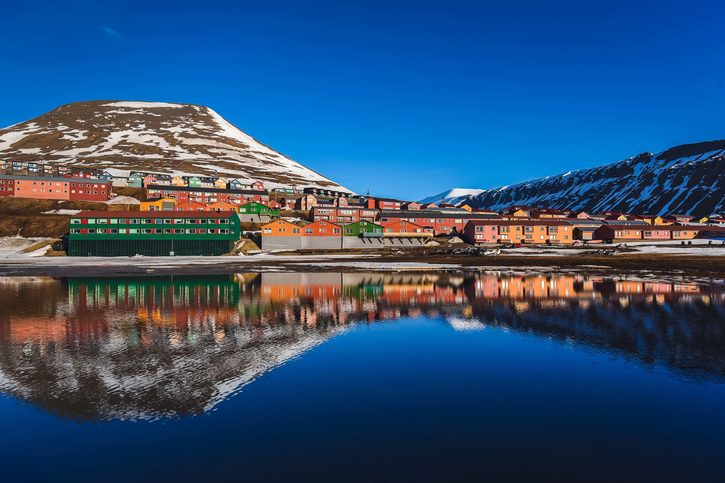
[1,251,725,280]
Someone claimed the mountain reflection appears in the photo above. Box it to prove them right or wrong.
[0,272,723,420]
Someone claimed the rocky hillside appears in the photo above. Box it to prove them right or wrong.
[425,140,725,216]
[0,100,349,191]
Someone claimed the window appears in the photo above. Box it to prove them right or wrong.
[70,219,80,224]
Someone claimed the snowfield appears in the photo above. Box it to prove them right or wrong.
[424,140,725,215]
[0,100,351,192]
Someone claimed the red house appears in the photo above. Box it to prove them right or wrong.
[382,220,430,236]
[146,184,269,206]
[176,201,207,211]
[0,175,111,202]
[463,221,499,244]
[311,206,378,224]
[302,220,342,236]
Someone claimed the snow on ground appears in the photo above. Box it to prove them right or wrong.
[102,101,184,109]
[107,196,141,205]
[41,209,82,215]
[0,237,54,258]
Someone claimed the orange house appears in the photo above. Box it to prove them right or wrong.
[261,220,304,250]
[176,201,207,211]
[302,220,342,236]
[382,220,432,237]
[140,197,177,211]
[205,201,237,212]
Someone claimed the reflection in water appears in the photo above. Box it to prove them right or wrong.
[0,272,723,420]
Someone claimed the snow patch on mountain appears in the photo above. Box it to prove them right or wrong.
[424,140,725,216]
[419,188,485,206]
[0,100,350,192]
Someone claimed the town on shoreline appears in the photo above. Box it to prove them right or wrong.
[1,162,725,258]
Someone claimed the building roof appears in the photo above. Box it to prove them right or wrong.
[465,219,572,227]
[379,210,500,220]
[146,184,268,195]
[73,210,236,219]
[0,174,110,184]
[312,205,377,211]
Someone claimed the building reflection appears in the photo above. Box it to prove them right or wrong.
[0,272,723,420]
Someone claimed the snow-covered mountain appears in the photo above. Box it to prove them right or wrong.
[424,140,725,216]
[419,188,484,206]
[0,100,350,191]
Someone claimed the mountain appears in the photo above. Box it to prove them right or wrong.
[0,100,350,191]
[424,140,725,216]
[419,188,484,206]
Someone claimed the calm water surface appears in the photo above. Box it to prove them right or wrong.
[0,271,724,482]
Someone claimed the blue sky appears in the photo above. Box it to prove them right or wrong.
[2,0,724,199]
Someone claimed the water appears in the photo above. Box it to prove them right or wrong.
[0,271,724,482]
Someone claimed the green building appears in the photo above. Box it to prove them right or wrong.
[238,201,280,216]
[237,201,279,222]
[342,220,384,237]
[127,173,143,188]
[68,210,240,256]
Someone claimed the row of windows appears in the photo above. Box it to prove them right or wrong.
[71,228,232,235]
[71,218,231,225]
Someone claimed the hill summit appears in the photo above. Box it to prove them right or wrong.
[0,100,349,191]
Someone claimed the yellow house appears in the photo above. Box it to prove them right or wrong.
[698,216,709,223]
[140,197,177,211]
[511,209,529,218]
[171,176,185,186]
[459,204,474,212]
[214,178,228,189]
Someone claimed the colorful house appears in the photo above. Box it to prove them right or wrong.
[140,197,178,212]
[214,178,228,189]
[0,175,112,202]
[67,210,240,256]
[205,201,238,212]
[228,178,246,190]
[664,214,693,223]
[261,220,304,250]
[176,201,207,211]
[142,174,158,187]
[238,201,280,222]
[146,184,269,205]
[382,220,431,237]
[127,173,144,188]
[402,201,422,210]
[295,194,318,211]
[343,220,384,237]
[593,225,644,242]
[186,176,202,188]
[171,176,186,186]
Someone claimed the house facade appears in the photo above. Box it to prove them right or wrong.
[0,175,111,202]
[67,211,240,256]
[146,184,269,205]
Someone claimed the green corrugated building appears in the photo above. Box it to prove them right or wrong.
[237,201,280,223]
[342,220,384,237]
[68,210,240,256]
[238,201,280,216]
